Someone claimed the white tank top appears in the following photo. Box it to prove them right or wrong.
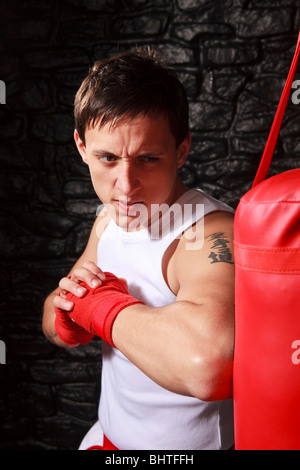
[96,188,235,450]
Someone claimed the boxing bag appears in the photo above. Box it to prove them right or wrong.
[233,31,300,450]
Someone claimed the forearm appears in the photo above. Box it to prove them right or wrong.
[42,290,72,348]
[112,299,234,401]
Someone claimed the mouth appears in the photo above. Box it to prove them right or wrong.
[114,198,145,215]
[111,197,150,230]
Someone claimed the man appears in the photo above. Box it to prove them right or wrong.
[42,48,235,450]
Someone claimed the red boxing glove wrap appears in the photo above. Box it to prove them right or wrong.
[62,272,144,347]
[55,307,95,347]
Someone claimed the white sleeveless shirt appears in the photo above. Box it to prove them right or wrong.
[85,189,235,450]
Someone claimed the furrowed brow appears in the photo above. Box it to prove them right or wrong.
[92,149,118,157]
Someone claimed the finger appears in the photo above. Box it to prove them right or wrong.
[59,276,87,297]
[59,290,67,299]
[70,266,104,289]
[82,261,106,281]
[53,293,74,312]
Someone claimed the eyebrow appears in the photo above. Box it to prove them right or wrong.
[91,149,163,158]
[92,150,116,157]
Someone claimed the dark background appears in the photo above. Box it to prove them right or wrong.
[0,0,299,450]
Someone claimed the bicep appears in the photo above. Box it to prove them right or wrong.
[171,213,235,397]
[175,211,235,313]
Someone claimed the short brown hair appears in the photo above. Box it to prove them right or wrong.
[74,48,189,147]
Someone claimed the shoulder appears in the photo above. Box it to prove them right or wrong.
[167,210,234,297]
[180,209,234,265]
[183,209,234,249]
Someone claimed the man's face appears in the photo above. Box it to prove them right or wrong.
[74,114,190,230]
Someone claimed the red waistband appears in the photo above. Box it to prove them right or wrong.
[87,434,118,450]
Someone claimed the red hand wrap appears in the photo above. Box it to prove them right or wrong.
[55,305,95,347]
[64,272,144,347]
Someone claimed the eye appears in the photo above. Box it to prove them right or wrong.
[139,155,159,164]
[98,155,118,164]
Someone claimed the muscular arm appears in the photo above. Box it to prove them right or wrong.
[42,210,109,347]
[43,209,234,401]
[112,211,235,401]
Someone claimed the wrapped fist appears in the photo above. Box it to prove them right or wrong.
[55,272,143,347]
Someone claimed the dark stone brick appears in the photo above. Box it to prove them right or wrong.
[23,47,90,70]
[0,142,56,171]
[58,397,98,422]
[172,22,233,42]
[1,0,299,451]
[112,13,170,38]
[17,18,54,43]
[67,222,95,257]
[189,139,228,163]
[27,359,100,385]
[33,412,93,449]
[189,99,234,131]
[245,76,286,104]
[63,0,119,12]
[63,179,95,199]
[56,17,108,45]
[29,113,74,144]
[233,90,278,134]
[7,383,56,418]
[177,0,217,12]
[206,40,260,65]
[283,136,300,157]
[153,41,194,65]
[8,80,54,111]
[0,234,67,260]
[235,7,293,38]
[212,73,249,101]
[0,113,25,141]
[65,199,100,217]
[231,135,269,155]
[0,173,37,202]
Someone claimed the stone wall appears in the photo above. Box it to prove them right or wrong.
[0,0,299,450]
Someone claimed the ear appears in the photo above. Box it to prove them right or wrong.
[74,129,88,164]
[177,132,191,169]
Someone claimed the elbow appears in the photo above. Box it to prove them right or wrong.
[187,351,233,402]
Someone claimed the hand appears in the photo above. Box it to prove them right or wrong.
[53,261,106,312]
[63,272,144,347]
[53,261,106,347]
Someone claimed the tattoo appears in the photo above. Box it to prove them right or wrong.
[45,331,58,344]
[207,232,234,265]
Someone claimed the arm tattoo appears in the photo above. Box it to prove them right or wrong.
[207,232,234,265]
[45,331,58,344]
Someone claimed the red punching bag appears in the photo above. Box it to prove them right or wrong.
[233,31,300,450]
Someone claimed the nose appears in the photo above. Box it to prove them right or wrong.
[115,161,141,196]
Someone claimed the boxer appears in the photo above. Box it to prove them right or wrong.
[42,49,235,450]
